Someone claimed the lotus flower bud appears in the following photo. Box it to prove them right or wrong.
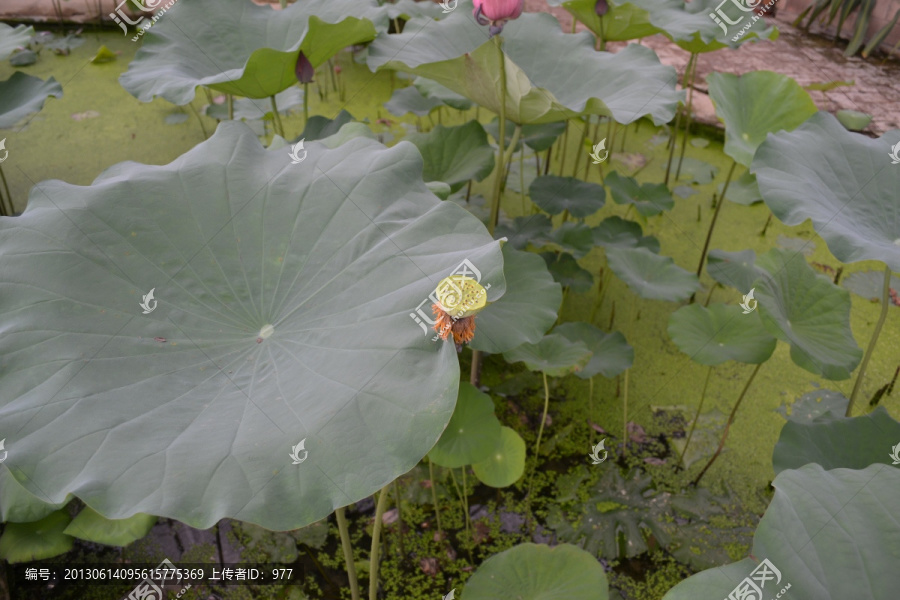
[595,0,609,16]
[473,0,524,36]
[295,50,314,84]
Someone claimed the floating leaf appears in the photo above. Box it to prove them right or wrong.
[385,85,443,117]
[428,383,502,468]
[91,45,117,64]
[591,216,660,252]
[471,426,526,488]
[0,72,63,129]
[495,215,553,251]
[676,157,718,184]
[718,171,762,205]
[539,222,595,258]
[706,248,762,292]
[529,175,606,217]
[0,122,507,530]
[164,112,189,125]
[841,270,900,303]
[668,303,776,366]
[463,543,609,600]
[554,322,633,378]
[0,24,34,61]
[775,234,815,257]
[63,508,156,547]
[775,389,849,424]
[605,171,674,216]
[753,249,862,380]
[503,334,592,377]
[606,246,700,301]
[541,252,594,293]
[406,121,495,193]
[752,111,900,271]
[9,50,37,66]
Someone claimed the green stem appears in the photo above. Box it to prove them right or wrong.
[558,120,569,177]
[692,363,762,486]
[675,53,699,180]
[427,457,443,535]
[520,143,526,215]
[696,160,737,278]
[847,264,893,416]
[188,102,209,139]
[368,485,390,600]
[470,349,481,386]
[663,101,684,186]
[678,366,712,467]
[335,507,361,600]
[588,376,594,440]
[227,94,234,121]
[393,479,405,559]
[0,165,13,216]
[527,372,552,501]
[622,368,629,460]
[270,96,285,138]
[303,82,310,130]
[279,0,286,7]
[448,468,470,540]
[488,35,508,236]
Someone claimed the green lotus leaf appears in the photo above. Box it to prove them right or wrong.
[0,509,74,563]
[484,119,567,152]
[464,542,609,600]
[554,322,634,378]
[606,246,700,301]
[529,175,606,217]
[0,24,33,62]
[205,88,303,122]
[591,216,660,252]
[751,111,900,271]
[668,303,777,365]
[385,85,443,117]
[548,0,664,42]
[676,157,718,184]
[413,76,473,111]
[776,389,849,424]
[469,245,562,354]
[706,248,762,292]
[383,0,447,20]
[708,71,817,167]
[540,222,595,258]
[495,215,554,250]
[753,249,862,380]
[427,383,501,468]
[471,426,527,488]
[605,170,674,216]
[663,464,900,600]
[0,471,70,524]
[63,507,157,547]
[297,110,355,141]
[0,122,507,531]
[425,181,452,200]
[672,0,778,53]
[503,334,592,377]
[541,252,595,294]
[405,121,495,193]
[120,0,385,104]
[0,72,63,129]
[841,270,900,303]
[835,109,872,131]
[773,407,900,474]
[367,8,681,126]
[718,171,762,205]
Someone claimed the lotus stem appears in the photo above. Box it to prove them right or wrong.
[427,457,443,535]
[227,94,234,121]
[393,479,405,559]
[368,484,391,600]
[558,120,569,177]
[695,160,737,280]
[692,362,762,486]
[847,264,893,416]
[279,0,286,8]
[544,147,552,175]
[448,468,471,540]
[270,96,285,137]
[335,507,361,600]
[679,365,712,467]
[675,53,699,180]
[527,372,552,503]
[622,368,629,459]
[520,143,527,214]
[619,121,628,152]
[663,101,684,186]
[188,103,209,139]
[572,122,587,178]
[588,376,595,440]
[488,35,508,235]
[303,82,309,128]
[0,165,13,216]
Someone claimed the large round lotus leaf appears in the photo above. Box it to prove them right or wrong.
[471,426,526,488]
[367,8,681,126]
[119,0,385,104]
[605,171,674,216]
[413,77,473,111]
[591,216,660,252]
[503,334,592,377]
[541,252,595,294]
[673,0,778,53]
[718,171,762,205]
[0,72,63,129]
[606,247,700,301]
[405,121,495,193]
[752,111,900,271]
[0,509,74,563]
[495,215,554,250]
[383,0,446,20]
[753,249,862,380]
[554,322,633,379]
[773,407,900,474]
[668,303,776,366]
[385,85,443,117]
[708,71,817,167]
[841,270,900,303]
[706,248,762,292]
[63,507,156,547]
[0,122,507,531]
[0,24,33,61]
[662,464,900,600]
[469,245,562,354]
[0,470,69,524]
[529,175,606,217]
[540,222,595,259]
[463,542,609,600]
[427,383,501,468]
[548,0,664,42]
[484,119,568,153]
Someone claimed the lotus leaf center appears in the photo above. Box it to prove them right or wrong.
[258,324,275,339]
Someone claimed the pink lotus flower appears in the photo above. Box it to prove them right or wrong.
[473,0,524,36]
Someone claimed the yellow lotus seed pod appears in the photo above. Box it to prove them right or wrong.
[435,275,487,319]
